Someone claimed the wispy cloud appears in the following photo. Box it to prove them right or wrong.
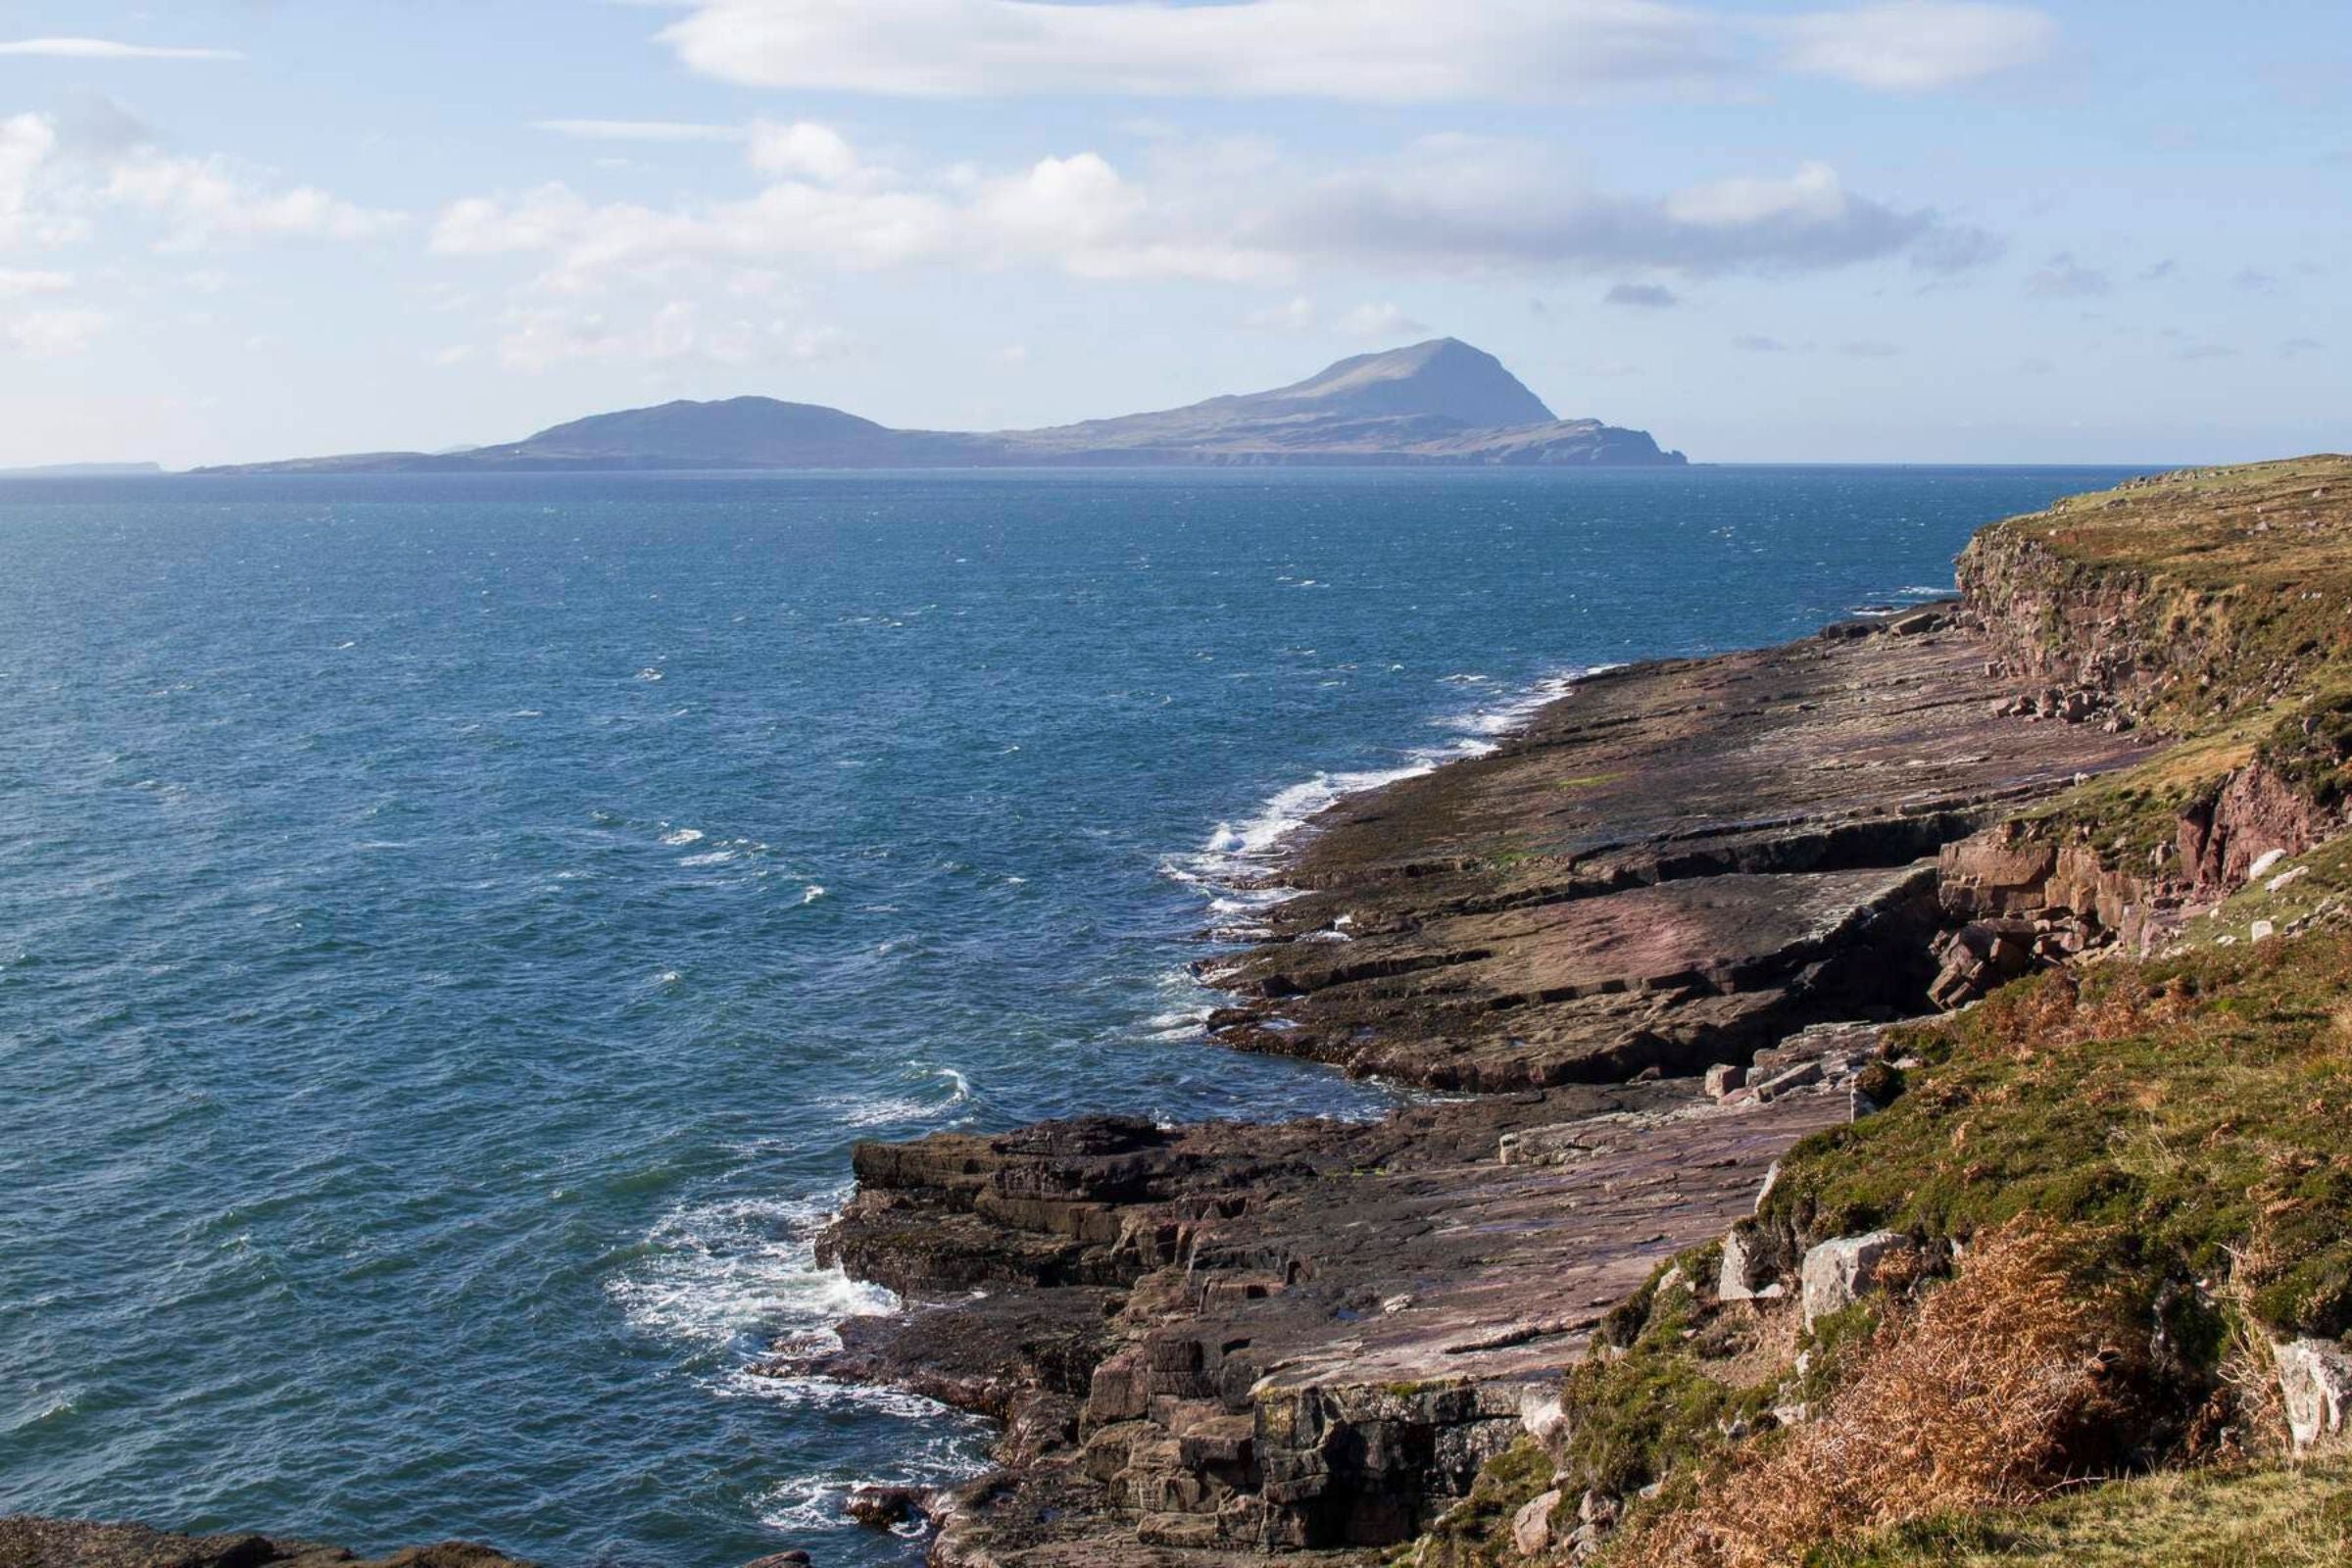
[657,0,2053,103]
[1604,282,1681,308]
[1773,3,2053,91]
[534,120,744,143]
[0,37,240,61]
[2025,251,2109,297]
[0,108,405,255]
[0,306,109,354]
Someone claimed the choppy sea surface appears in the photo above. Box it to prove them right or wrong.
[0,466,2145,1565]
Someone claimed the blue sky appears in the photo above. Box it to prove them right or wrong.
[0,1,2343,466]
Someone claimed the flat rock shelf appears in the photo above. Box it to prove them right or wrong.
[788,610,2169,1565]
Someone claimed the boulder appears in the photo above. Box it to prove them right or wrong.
[845,1484,924,1531]
[1800,1232,1909,1327]
[2272,1337,2352,1452]
[1703,1063,1745,1098]
[1717,1229,1782,1302]
[1511,1489,1564,1556]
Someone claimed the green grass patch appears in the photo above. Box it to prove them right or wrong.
[1819,1459,2352,1567]
[1763,929,2352,1339]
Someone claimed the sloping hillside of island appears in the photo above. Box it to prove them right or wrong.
[193,340,1685,473]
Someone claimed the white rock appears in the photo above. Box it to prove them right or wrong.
[2251,919,2277,942]
[2269,865,2310,894]
[1518,1389,1566,1443]
[1800,1231,1909,1327]
[2247,848,2288,881]
[1512,1489,1563,1556]
[2273,1338,2352,1452]
[1718,1230,1779,1301]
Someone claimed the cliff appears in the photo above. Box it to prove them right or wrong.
[803,459,2352,1568]
[22,461,2351,1567]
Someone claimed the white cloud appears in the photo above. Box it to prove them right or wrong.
[1266,137,1945,275]
[1777,2,2054,91]
[0,37,240,61]
[1334,302,1430,339]
[1,306,109,354]
[0,109,402,254]
[436,126,1984,302]
[1244,295,1321,331]
[659,0,1729,103]
[105,155,407,249]
[0,269,72,296]
[747,122,861,184]
[657,0,2051,102]
[0,111,67,247]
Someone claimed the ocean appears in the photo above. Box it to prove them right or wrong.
[0,465,2145,1565]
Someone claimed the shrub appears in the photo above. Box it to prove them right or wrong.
[1615,1220,2145,1568]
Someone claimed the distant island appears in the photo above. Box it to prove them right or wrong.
[196,339,1686,474]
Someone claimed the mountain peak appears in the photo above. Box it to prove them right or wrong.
[1261,338,1557,428]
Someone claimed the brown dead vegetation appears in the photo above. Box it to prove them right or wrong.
[1617,1220,2142,1568]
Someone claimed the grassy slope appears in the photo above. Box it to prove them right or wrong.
[1975,457,2352,866]
[1408,460,2352,1566]
[1829,1460,2352,1567]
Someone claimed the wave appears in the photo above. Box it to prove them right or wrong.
[1166,663,1607,899]
[605,1192,894,1353]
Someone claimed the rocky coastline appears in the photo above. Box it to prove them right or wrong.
[773,579,2182,1562]
[16,459,2350,1567]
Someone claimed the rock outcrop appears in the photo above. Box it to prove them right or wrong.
[1204,616,2144,1089]
[798,603,2168,1563]
[790,1052,1872,1563]
[0,1520,525,1568]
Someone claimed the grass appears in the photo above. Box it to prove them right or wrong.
[1821,1460,2352,1567]
[1965,459,2352,868]
[1616,1222,2152,1568]
[1760,927,2352,1340]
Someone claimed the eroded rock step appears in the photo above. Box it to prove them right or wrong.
[1209,618,2150,1090]
[793,1065,1868,1564]
[800,616,2165,1565]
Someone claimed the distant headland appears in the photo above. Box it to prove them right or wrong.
[195,339,1686,474]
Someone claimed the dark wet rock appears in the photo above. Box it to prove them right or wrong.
[0,1521,526,1568]
[846,1486,926,1532]
[804,618,2157,1564]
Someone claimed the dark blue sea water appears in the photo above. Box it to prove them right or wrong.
[0,466,2144,1565]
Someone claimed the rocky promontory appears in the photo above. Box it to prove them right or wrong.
[786,522,2243,1562]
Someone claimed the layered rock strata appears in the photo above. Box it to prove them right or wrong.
[1203,612,2145,1087]
[798,612,2158,1564]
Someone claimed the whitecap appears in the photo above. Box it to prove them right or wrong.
[636,667,664,682]
[800,884,827,905]
[606,1192,894,1351]
[679,850,736,867]
[661,827,705,847]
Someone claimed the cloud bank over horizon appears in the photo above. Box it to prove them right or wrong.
[0,0,2340,466]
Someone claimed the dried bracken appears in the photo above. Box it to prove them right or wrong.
[1620,1220,2140,1568]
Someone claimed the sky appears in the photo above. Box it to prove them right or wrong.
[0,1,2343,466]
